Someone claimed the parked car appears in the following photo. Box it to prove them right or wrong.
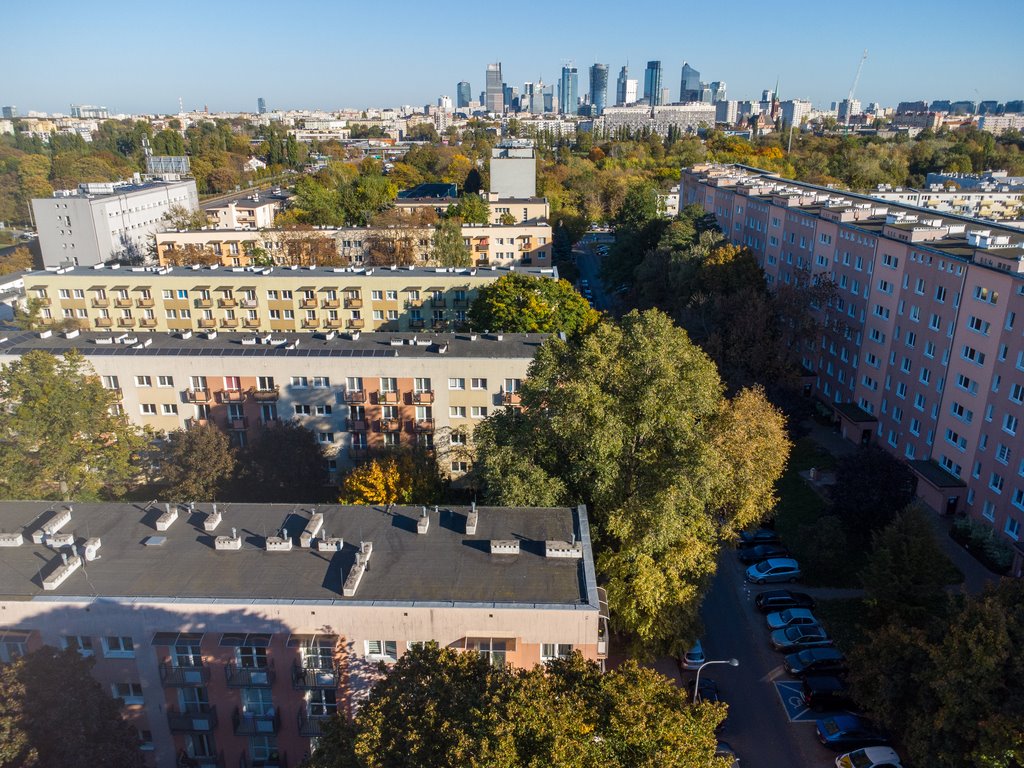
[738,528,781,546]
[746,558,802,584]
[816,714,891,752]
[737,544,790,564]
[801,675,853,711]
[680,640,706,670]
[835,746,902,768]
[755,589,816,613]
[770,624,833,653]
[784,647,847,677]
[687,676,720,703]
[766,608,819,630]
[715,741,740,767]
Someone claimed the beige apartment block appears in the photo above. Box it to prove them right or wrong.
[153,221,552,269]
[24,263,558,335]
[0,500,605,767]
[0,329,539,477]
[394,194,550,224]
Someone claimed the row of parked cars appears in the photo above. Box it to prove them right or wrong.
[742,530,904,768]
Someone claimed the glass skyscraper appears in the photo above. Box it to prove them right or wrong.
[680,62,701,102]
[616,65,629,106]
[457,81,472,108]
[589,64,608,116]
[559,66,578,115]
[485,63,504,114]
[643,61,663,106]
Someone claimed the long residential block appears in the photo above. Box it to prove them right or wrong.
[24,263,558,334]
[0,501,605,767]
[681,163,1024,571]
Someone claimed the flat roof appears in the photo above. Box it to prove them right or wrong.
[0,330,547,360]
[0,502,596,608]
[202,188,292,211]
[907,460,967,489]
[26,264,557,281]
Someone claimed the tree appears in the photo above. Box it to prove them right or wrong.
[364,208,433,266]
[474,311,789,654]
[446,193,490,225]
[830,445,915,543]
[0,647,143,768]
[159,426,236,501]
[468,273,599,335]
[0,350,145,500]
[601,183,668,291]
[162,204,209,230]
[0,246,33,275]
[430,217,471,267]
[233,421,327,502]
[498,211,517,225]
[307,644,727,768]
[339,457,412,505]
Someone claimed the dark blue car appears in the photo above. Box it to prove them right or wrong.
[816,714,891,751]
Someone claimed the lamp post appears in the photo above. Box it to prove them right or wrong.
[693,658,739,704]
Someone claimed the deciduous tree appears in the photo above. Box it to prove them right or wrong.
[339,457,412,505]
[233,421,327,502]
[159,426,236,501]
[468,273,599,335]
[0,246,34,275]
[446,193,489,225]
[430,217,471,267]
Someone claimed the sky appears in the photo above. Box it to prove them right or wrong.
[5,0,1023,115]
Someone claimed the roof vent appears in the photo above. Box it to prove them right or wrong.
[205,331,217,340]
[45,532,75,549]
[545,540,583,559]
[465,502,478,535]
[81,537,102,561]
[316,534,344,552]
[299,512,324,548]
[42,554,82,591]
[350,330,361,341]
[265,528,293,552]
[33,507,72,544]
[156,503,179,531]
[215,528,242,550]
[63,329,80,339]
[490,540,520,555]
[342,541,373,596]
[38,330,53,339]
[0,532,24,547]
[417,506,430,534]
[203,504,222,532]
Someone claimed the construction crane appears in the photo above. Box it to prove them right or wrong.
[844,49,868,126]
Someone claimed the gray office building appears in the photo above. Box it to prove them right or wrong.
[257,97,266,114]
[457,81,472,108]
[643,61,663,106]
[3,106,18,119]
[616,66,629,106]
[486,63,504,114]
[680,62,701,102]
[589,64,609,116]
[559,66,578,115]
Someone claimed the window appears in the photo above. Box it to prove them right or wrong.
[471,406,488,418]
[140,403,157,416]
[236,645,268,669]
[294,404,310,416]
[313,376,330,388]
[449,378,465,390]
[997,444,1011,465]
[540,643,574,662]
[451,460,469,473]
[157,375,173,387]
[450,431,466,445]
[62,635,94,656]
[112,682,144,704]
[314,404,332,416]
[414,377,431,393]
[318,432,335,444]
[365,640,397,660]
[1006,517,1021,541]
[990,473,1005,493]
[1004,414,1019,436]
[961,346,986,366]
[449,406,466,418]
[291,376,309,388]
[103,636,135,658]
[467,638,508,666]
[1011,383,1024,404]
[161,403,178,416]
[135,375,152,387]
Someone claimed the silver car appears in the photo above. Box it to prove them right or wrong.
[745,557,802,584]
[766,608,819,630]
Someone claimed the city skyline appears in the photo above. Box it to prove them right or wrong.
[4,0,1022,115]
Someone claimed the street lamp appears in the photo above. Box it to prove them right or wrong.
[693,658,739,704]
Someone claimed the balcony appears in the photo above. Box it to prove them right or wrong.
[409,319,426,329]
[183,756,224,768]
[185,418,211,429]
[298,709,333,737]
[243,318,261,328]
[412,390,434,404]
[94,317,113,328]
[91,298,109,308]
[453,298,469,308]
[502,392,523,406]
[252,385,280,401]
[114,298,133,308]
[343,297,362,309]
[140,318,158,328]
[239,752,287,768]
[322,298,341,309]
[413,418,435,433]
[35,297,51,306]
[349,447,370,460]
[232,707,280,736]
[292,661,338,690]
[218,297,237,308]
[406,298,423,308]
[475,258,490,267]
[194,298,212,309]
[379,418,401,433]
[347,318,365,329]
[136,297,155,308]
[300,298,318,309]
[220,318,238,328]
[343,390,366,404]
[117,317,136,328]
[229,417,249,430]
[160,662,211,687]
[185,388,211,403]
[301,318,319,329]
[428,297,447,308]
[377,391,399,405]
[324,318,343,329]
[105,387,123,400]
[217,389,245,403]
[347,419,368,432]
[167,704,218,733]
[198,318,216,329]
[225,662,275,688]
[240,299,258,309]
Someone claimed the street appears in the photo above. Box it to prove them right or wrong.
[573,234,614,313]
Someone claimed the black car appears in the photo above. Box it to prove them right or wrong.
[755,589,816,614]
[738,528,781,546]
[801,675,853,711]
[737,544,790,564]
[784,647,847,677]
[815,714,891,751]
[687,677,721,704]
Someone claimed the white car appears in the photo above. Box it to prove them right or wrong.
[766,608,819,630]
[835,746,902,768]
[680,640,706,670]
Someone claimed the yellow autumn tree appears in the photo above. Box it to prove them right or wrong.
[339,458,412,505]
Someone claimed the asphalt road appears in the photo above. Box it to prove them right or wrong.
[699,553,841,768]
[573,235,614,313]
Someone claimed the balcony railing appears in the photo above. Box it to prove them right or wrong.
[229,417,249,430]
[475,258,490,266]
[377,391,399,405]
[95,317,113,328]
[347,318,365,329]
[117,317,136,328]
[35,296,51,306]
[185,418,211,429]
[185,388,211,403]
[413,418,435,433]
[105,387,123,400]
[114,298,133,308]
[324,318,343,328]
[428,297,446,307]
[301,318,319,329]
[453,298,469,308]
[322,298,340,309]
[343,390,366,404]
[91,298,109,308]
[243,318,261,328]
[218,297,237,308]
[251,385,280,401]
[137,297,155,308]
[217,389,246,403]
[220,318,238,328]
[343,297,361,309]
[239,751,287,768]
[297,709,333,736]
[300,298,318,309]
[412,390,434,404]
[379,418,402,433]
[347,419,368,432]
[232,707,280,736]
[225,662,275,688]
[349,447,370,460]
[198,318,216,328]
[502,392,523,406]
[167,704,218,733]
[292,661,338,690]
[409,319,426,329]
[240,299,258,309]
[180,755,224,768]
[194,298,212,308]
[140,318,158,328]
[160,662,211,687]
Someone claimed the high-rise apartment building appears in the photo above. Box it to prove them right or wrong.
[559,66,578,115]
[709,81,727,103]
[457,81,472,109]
[485,63,504,114]
[781,99,812,128]
[680,163,1024,574]
[679,62,701,102]
[70,104,109,119]
[491,141,537,198]
[1,106,16,119]
[257,97,266,114]
[589,64,608,116]
[625,79,638,105]
[615,66,629,106]
[643,61,663,106]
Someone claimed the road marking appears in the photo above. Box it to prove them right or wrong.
[761,664,788,683]
[774,681,819,723]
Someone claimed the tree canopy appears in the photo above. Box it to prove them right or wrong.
[446,194,490,225]
[339,451,443,505]
[831,445,916,543]
[159,425,236,501]
[0,350,145,500]
[431,217,472,267]
[232,420,327,502]
[468,273,599,335]
[306,644,728,768]
[474,310,789,653]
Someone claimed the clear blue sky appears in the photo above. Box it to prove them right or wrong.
[6,0,1022,115]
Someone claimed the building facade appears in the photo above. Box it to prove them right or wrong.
[457,81,472,109]
[681,163,1024,566]
[490,142,537,199]
[485,63,504,114]
[588,64,608,116]
[23,264,557,335]
[679,62,701,102]
[0,500,605,767]
[643,61,662,106]
[559,66,578,116]
[32,180,200,268]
